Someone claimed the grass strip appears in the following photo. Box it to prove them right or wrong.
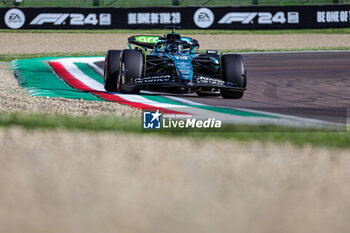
[0,112,349,149]
[1,28,350,34]
[0,112,141,132]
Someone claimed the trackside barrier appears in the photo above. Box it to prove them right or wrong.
[1,5,350,30]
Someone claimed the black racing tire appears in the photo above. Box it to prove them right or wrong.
[120,49,143,94]
[104,50,122,92]
[220,54,246,99]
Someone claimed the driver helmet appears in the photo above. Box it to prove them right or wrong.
[166,43,177,53]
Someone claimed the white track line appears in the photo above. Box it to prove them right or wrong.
[89,62,104,76]
[163,95,206,106]
[166,95,341,128]
[59,61,105,92]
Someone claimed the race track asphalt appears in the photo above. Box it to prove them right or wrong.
[97,51,350,123]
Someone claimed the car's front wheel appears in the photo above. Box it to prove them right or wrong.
[220,54,246,99]
[119,49,143,94]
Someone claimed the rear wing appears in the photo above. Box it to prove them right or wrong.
[128,35,199,49]
[128,35,161,49]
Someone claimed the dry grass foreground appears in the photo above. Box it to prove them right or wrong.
[1,32,350,54]
[0,127,350,233]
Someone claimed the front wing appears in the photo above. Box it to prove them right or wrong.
[127,75,246,90]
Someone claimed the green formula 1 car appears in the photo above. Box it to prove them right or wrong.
[104,27,247,99]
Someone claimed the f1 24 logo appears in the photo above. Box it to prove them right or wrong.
[218,12,299,24]
[30,13,111,26]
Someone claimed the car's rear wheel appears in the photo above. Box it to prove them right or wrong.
[104,50,122,92]
[220,54,246,99]
[119,49,143,94]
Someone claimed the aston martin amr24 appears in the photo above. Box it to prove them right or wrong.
[104,28,247,99]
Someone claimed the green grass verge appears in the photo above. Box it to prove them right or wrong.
[0,112,141,132]
[0,112,349,149]
[1,28,350,34]
[2,47,350,62]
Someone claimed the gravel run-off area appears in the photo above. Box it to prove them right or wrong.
[0,32,350,233]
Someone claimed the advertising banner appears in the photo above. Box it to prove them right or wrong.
[1,5,350,30]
